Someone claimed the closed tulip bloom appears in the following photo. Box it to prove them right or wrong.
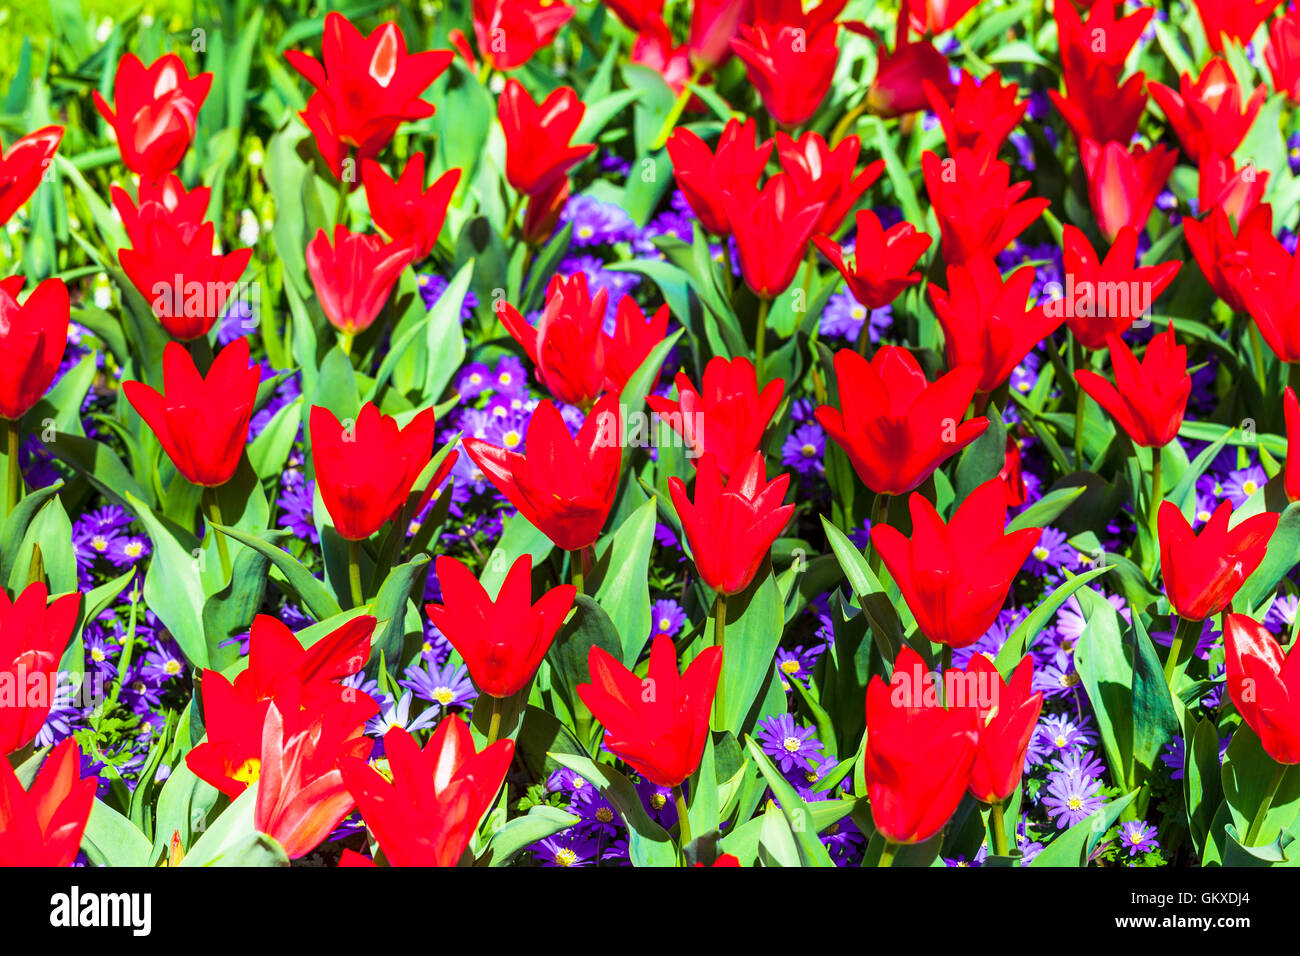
[426,555,576,698]
[1266,10,1300,103]
[1184,205,1285,314]
[688,0,749,69]
[1158,500,1278,622]
[123,338,260,488]
[1198,153,1269,225]
[730,22,840,128]
[998,435,1028,508]
[473,0,574,71]
[0,739,97,866]
[340,719,515,867]
[499,272,608,409]
[0,582,80,756]
[776,132,883,238]
[1286,387,1300,503]
[1055,226,1181,349]
[816,346,988,495]
[722,174,825,298]
[1148,59,1266,167]
[93,53,211,182]
[922,150,1049,264]
[522,176,570,245]
[814,210,931,311]
[1193,0,1280,54]
[864,30,955,118]
[863,645,978,845]
[464,394,622,552]
[362,154,460,262]
[305,226,414,337]
[0,276,69,422]
[499,80,595,197]
[0,126,63,225]
[667,118,772,237]
[577,636,722,788]
[110,174,210,249]
[924,71,1027,162]
[1073,323,1190,449]
[956,655,1042,804]
[1224,613,1300,765]
[1079,138,1178,243]
[647,356,783,481]
[1231,243,1300,364]
[311,403,436,541]
[669,452,795,596]
[872,478,1041,649]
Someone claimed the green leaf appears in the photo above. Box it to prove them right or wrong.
[80,798,153,867]
[126,491,209,669]
[714,572,785,735]
[478,805,580,867]
[592,497,658,665]
[178,785,289,867]
[211,523,343,623]
[548,752,677,867]
[745,737,836,867]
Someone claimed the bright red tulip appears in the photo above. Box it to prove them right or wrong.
[340,719,514,866]
[464,394,622,552]
[956,655,1042,804]
[924,71,1027,162]
[1224,613,1300,764]
[647,356,784,481]
[1074,323,1190,449]
[93,53,211,182]
[730,21,840,128]
[862,645,978,844]
[1192,0,1280,54]
[908,0,980,34]
[426,555,576,698]
[123,338,260,488]
[750,0,846,39]
[1056,0,1153,79]
[0,126,62,225]
[776,132,883,238]
[1286,387,1300,502]
[1266,9,1300,103]
[0,582,79,756]
[669,452,795,596]
[814,210,931,311]
[998,435,1028,508]
[872,478,1041,649]
[815,346,988,495]
[499,80,595,197]
[473,0,574,71]
[111,174,210,249]
[721,174,825,298]
[577,635,722,787]
[1198,153,1269,225]
[667,118,772,237]
[607,0,665,31]
[922,150,1049,264]
[0,739,96,866]
[1148,58,1266,167]
[1183,204,1285,314]
[1229,239,1300,363]
[689,0,750,69]
[1080,138,1178,243]
[1158,500,1278,622]
[864,36,956,118]
[605,298,671,394]
[1050,0,1151,145]
[498,272,608,409]
[362,154,460,262]
[0,276,69,422]
[305,225,414,337]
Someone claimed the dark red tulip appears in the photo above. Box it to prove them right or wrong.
[93,53,211,182]
[1158,500,1278,622]
[362,153,460,262]
[607,0,665,32]
[473,0,574,72]
[0,276,69,422]
[305,225,414,337]
[722,174,824,298]
[1074,323,1190,449]
[1148,58,1266,167]
[499,80,595,197]
[814,210,931,311]
[0,582,79,756]
[865,37,955,118]
[522,176,570,245]
[0,126,62,225]
[922,150,1049,264]
[667,118,772,237]
[0,739,96,866]
[777,132,883,238]
[1224,613,1300,765]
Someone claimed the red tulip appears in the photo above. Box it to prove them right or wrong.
[310,403,436,541]
[750,0,846,39]
[814,210,931,311]
[647,356,784,481]
[667,118,772,237]
[1158,500,1278,622]
[0,582,79,756]
[872,478,1041,649]
[499,80,595,197]
[607,0,665,31]
[426,555,576,698]
[0,739,96,866]
[0,126,62,225]
[815,346,988,495]
[362,154,460,262]
[722,174,825,298]
[1050,0,1151,146]
[1224,613,1300,764]
[998,435,1028,508]
[463,395,622,552]
[776,132,883,238]
[1074,323,1190,449]
[631,15,697,105]
[1266,9,1300,103]
[577,635,722,788]
[955,655,1042,804]
[522,176,570,245]
[689,0,750,69]
[111,174,210,249]
[605,297,671,394]
[1148,58,1266,167]
[305,225,414,337]
[93,53,211,182]
[908,0,980,35]
[1080,138,1178,243]
[1229,239,1300,363]
[498,272,607,409]
[1183,204,1285,314]
[929,257,1063,394]
[123,338,260,488]
[286,13,453,180]
[1192,0,1280,54]
[1056,0,1153,80]
[0,276,69,422]
[863,645,978,844]
[1286,387,1300,503]
[922,150,1049,264]
[864,37,956,118]
[1198,153,1269,225]
[669,452,795,596]
[924,71,1027,162]
[730,21,840,128]
[340,720,514,866]
[473,0,574,71]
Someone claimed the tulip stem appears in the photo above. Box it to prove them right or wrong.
[338,330,354,357]
[867,493,890,578]
[348,540,364,608]
[1248,322,1268,398]
[1246,763,1287,847]
[501,192,525,242]
[4,418,20,518]
[203,490,231,582]
[650,65,707,151]
[486,696,503,747]
[878,841,898,868]
[754,297,771,383]
[673,785,692,851]
[1147,451,1162,536]
[1072,338,1086,468]
[571,548,587,596]
[990,801,1009,857]
[713,594,728,727]
[939,645,952,705]
[1163,615,1201,688]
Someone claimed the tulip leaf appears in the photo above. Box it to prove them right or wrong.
[952,403,1006,507]
[178,785,289,868]
[548,751,677,867]
[745,736,836,867]
[148,761,223,866]
[1005,485,1086,533]
[202,544,271,672]
[210,523,343,623]
[1221,824,1298,867]
[1184,713,1224,858]
[1237,501,1300,615]
[80,798,153,868]
[479,512,555,599]
[591,496,658,666]
[44,431,152,511]
[1028,789,1137,867]
[0,481,62,582]
[423,260,473,403]
[125,491,209,669]
[712,571,785,736]
[1071,587,1134,787]
[994,565,1110,678]
[367,554,430,669]
[547,594,623,725]
[820,515,905,662]
[1221,727,1300,847]
[477,805,581,867]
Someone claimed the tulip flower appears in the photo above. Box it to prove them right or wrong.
[426,554,576,699]
[922,150,1049,264]
[464,394,622,552]
[0,739,97,866]
[1074,323,1191,449]
[872,478,1041,649]
[647,356,784,481]
[816,346,989,495]
[286,13,453,180]
[730,22,840,128]
[604,298,671,394]
[669,452,795,597]
[577,635,722,788]
[1266,10,1300,103]
[1230,242,1300,363]
[0,275,69,422]
[305,225,414,345]
[751,0,846,39]
[924,71,1027,162]
[1286,387,1300,502]
[361,154,460,262]
[998,436,1028,508]
[473,0,574,72]
[1192,0,1280,54]
[863,645,978,852]
[310,403,436,543]
[340,719,514,867]
[0,582,80,756]
[499,80,595,197]
[631,15,696,104]
[721,174,825,299]
[522,176,570,245]
[908,0,980,35]
[1158,499,1278,623]
[111,174,210,249]
[688,0,749,69]
[1056,0,1153,79]
[1079,138,1178,243]
[93,53,211,182]
[1050,0,1151,146]
[1224,614,1300,766]
[1184,204,1286,314]
[955,655,1042,807]
[667,118,772,237]
[814,210,931,311]
[498,272,608,409]
[1148,59,1266,167]
[776,132,883,238]
[607,0,665,32]
[0,126,62,225]
[1198,154,1269,225]
[123,338,260,489]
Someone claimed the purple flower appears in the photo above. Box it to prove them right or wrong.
[400,660,478,711]
[781,422,825,477]
[819,289,892,343]
[1041,771,1106,828]
[1118,819,1159,856]
[755,713,824,774]
[649,598,687,640]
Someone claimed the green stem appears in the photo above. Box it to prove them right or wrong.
[348,539,364,609]
[867,493,890,577]
[878,841,898,868]
[4,418,20,517]
[990,801,1009,857]
[334,149,353,226]
[830,99,869,147]
[486,696,503,747]
[1248,321,1269,397]
[106,588,140,712]
[1072,338,1086,468]
[720,241,735,301]
[1147,451,1163,535]
[939,645,952,705]
[673,784,692,851]
[1163,615,1202,687]
[1246,763,1287,847]
[713,593,728,727]
[500,191,526,242]
[651,65,707,151]
[754,297,771,383]
[571,548,585,596]
[338,330,355,357]
[203,489,231,582]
